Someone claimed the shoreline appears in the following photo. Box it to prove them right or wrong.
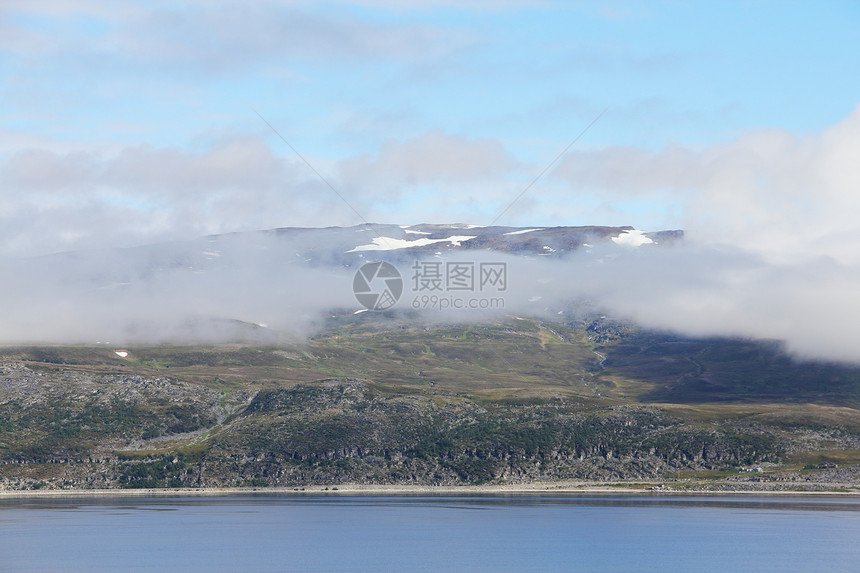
[3,482,860,500]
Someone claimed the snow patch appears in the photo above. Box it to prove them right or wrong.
[114,350,129,358]
[347,235,476,252]
[504,228,543,235]
[446,236,474,246]
[611,229,654,247]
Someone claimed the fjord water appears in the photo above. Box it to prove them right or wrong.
[2,495,859,572]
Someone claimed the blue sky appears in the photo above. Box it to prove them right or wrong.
[1,0,859,255]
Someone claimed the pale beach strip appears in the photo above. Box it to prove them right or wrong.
[2,481,860,499]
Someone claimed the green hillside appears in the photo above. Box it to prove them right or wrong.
[1,313,859,491]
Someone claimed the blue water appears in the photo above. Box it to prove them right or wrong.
[1,494,859,572]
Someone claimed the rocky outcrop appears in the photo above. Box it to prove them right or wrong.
[1,361,856,491]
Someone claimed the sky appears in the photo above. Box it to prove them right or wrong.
[2,1,860,362]
[1,0,858,257]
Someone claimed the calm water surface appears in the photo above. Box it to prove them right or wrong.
[1,494,859,572]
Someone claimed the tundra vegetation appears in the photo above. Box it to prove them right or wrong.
[1,314,859,491]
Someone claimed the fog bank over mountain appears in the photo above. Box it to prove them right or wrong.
[522,242,860,364]
[1,221,859,365]
[1,106,858,363]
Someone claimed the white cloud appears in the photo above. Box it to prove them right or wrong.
[2,93,860,363]
[518,104,860,362]
[3,103,859,261]
[0,1,471,75]
[0,127,530,256]
[551,103,860,262]
[339,129,519,197]
[0,135,353,255]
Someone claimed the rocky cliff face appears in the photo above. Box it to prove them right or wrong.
[0,368,798,490]
[2,313,859,492]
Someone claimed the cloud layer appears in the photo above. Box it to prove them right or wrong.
[1,2,859,363]
[5,106,860,364]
